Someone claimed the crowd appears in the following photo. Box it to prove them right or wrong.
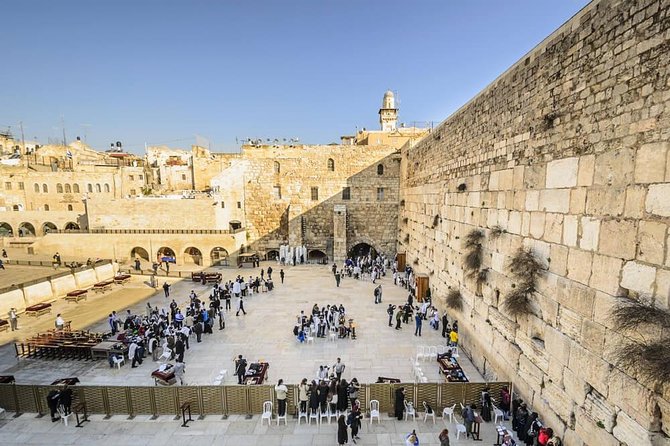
[293,303,356,341]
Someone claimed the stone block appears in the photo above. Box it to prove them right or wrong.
[521,212,531,236]
[613,410,659,446]
[525,190,540,211]
[556,278,596,319]
[568,343,611,398]
[540,189,570,214]
[646,184,670,217]
[513,165,525,190]
[545,325,572,365]
[594,147,635,187]
[508,210,522,234]
[519,354,544,392]
[563,366,589,405]
[577,154,595,186]
[584,389,617,433]
[530,212,546,239]
[599,219,637,259]
[549,243,569,276]
[620,261,656,294]
[581,319,606,356]
[579,216,600,251]
[624,185,647,218]
[524,164,546,190]
[561,215,577,247]
[590,254,624,295]
[608,370,657,430]
[574,407,619,446]
[558,305,583,342]
[543,213,563,244]
[546,157,578,188]
[586,187,625,216]
[516,331,549,371]
[570,188,587,214]
[637,220,667,265]
[567,248,593,286]
[656,268,670,309]
[635,142,669,183]
[541,381,574,426]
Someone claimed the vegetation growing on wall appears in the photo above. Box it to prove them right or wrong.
[463,229,484,276]
[446,289,463,311]
[490,225,506,239]
[503,248,543,317]
[611,298,670,384]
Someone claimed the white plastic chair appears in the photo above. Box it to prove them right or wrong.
[308,408,320,425]
[416,345,427,361]
[369,399,380,424]
[456,421,467,439]
[423,401,435,424]
[297,405,308,425]
[261,401,273,426]
[112,355,125,369]
[451,347,459,358]
[404,401,415,421]
[320,407,331,424]
[57,406,74,426]
[276,408,288,425]
[442,403,456,423]
[427,346,438,360]
[329,330,337,342]
[493,405,504,424]
[306,335,314,344]
[158,347,171,363]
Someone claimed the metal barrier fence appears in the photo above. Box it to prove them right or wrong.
[0,382,509,418]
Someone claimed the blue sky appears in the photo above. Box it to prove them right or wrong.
[2,0,590,153]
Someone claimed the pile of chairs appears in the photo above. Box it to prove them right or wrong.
[412,345,457,382]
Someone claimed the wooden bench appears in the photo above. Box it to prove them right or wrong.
[113,274,131,285]
[65,289,88,302]
[25,303,52,317]
[0,319,8,333]
[92,280,113,293]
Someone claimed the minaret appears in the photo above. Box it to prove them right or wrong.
[379,90,398,132]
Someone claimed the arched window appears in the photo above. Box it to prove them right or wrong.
[95,184,101,193]
[87,184,93,193]
[64,184,71,193]
[34,183,40,193]
[104,183,110,193]
[377,164,384,175]
[42,184,48,193]
[73,184,80,193]
[274,161,280,174]
[67,204,73,211]
[56,183,63,193]
[44,204,50,211]
[327,158,335,171]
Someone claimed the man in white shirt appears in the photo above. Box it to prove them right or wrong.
[232,280,241,297]
[55,314,65,330]
[174,361,186,385]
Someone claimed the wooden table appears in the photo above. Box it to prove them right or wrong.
[65,289,88,302]
[92,280,113,293]
[244,362,269,385]
[25,303,52,317]
[90,341,127,360]
[0,319,8,332]
[114,274,131,284]
[152,364,176,386]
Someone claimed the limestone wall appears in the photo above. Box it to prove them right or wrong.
[399,1,670,444]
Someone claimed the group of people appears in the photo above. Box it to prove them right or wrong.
[293,303,356,341]
[512,395,562,446]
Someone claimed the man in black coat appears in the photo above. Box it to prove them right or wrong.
[235,355,247,384]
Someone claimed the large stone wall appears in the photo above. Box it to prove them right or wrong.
[399,1,670,445]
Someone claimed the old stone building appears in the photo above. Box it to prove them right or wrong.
[399,0,670,444]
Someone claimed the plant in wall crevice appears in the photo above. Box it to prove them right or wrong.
[490,225,506,239]
[446,289,463,311]
[503,248,543,317]
[463,229,484,277]
[610,298,670,384]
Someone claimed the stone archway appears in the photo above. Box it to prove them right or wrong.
[0,222,13,237]
[18,222,36,237]
[157,247,176,263]
[42,222,58,234]
[308,249,328,264]
[131,247,150,262]
[210,247,229,265]
[348,242,378,259]
[266,249,279,261]
[64,222,80,231]
[184,247,203,265]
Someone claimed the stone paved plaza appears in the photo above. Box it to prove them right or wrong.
[0,262,482,385]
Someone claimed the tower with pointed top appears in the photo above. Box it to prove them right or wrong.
[379,90,398,132]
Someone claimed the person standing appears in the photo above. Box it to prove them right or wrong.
[174,360,186,386]
[442,312,449,338]
[275,379,288,417]
[298,378,309,413]
[347,402,362,444]
[175,335,185,362]
[462,403,476,438]
[46,389,61,422]
[280,269,285,284]
[193,321,203,343]
[8,308,18,331]
[335,270,341,287]
[129,339,143,368]
[337,414,348,446]
[235,355,247,384]
[395,308,403,330]
[395,387,405,420]
[387,304,396,327]
[333,358,345,380]
[236,295,247,316]
[218,307,225,330]
[267,266,273,279]
[414,311,423,337]
[163,281,170,298]
[134,258,141,271]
